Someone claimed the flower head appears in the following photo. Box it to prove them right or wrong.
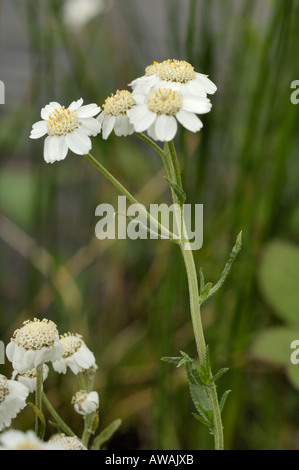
[0,375,29,431]
[12,365,49,393]
[6,318,63,373]
[0,430,64,450]
[97,90,136,139]
[72,390,99,416]
[49,434,87,450]
[129,59,217,98]
[127,88,211,142]
[30,98,101,163]
[52,333,97,375]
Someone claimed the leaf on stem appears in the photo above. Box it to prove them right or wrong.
[28,402,46,440]
[91,419,122,450]
[199,231,242,305]
[164,177,186,206]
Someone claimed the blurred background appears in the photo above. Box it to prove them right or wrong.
[1,0,299,450]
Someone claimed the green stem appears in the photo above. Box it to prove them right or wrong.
[163,140,224,450]
[85,152,176,240]
[35,364,43,438]
[42,393,76,437]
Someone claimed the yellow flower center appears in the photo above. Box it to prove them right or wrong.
[12,318,58,351]
[72,390,88,406]
[157,59,196,83]
[0,375,9,404]
[102,90,135,116]
[18,365,48,379]
[60,333,84,358]
[145,61,161,76]
[147,88,183,116]
[50,434,87,450]
[47,106,79,136]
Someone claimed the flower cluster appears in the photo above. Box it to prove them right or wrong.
[30,59,216,161]
[1,317,102,449]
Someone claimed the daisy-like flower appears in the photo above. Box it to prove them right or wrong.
[52,333,97,375]
[72,390,99,416]
[129,59,217,98]
[0,375,29,431]
[0,430,64,450]
[12,365,49,393]
[127,88,212,142]
[6,318,63,373]
[30,98,101,163]
[97,90,136,139]
[49,434,87,450]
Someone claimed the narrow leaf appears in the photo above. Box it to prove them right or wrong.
[210,368,229,384]
[200,231,242,305]
[220,390,231,413]
[192,413,211,428]
[28,402,46,440]
[91,419,122,450]
[164,177,186,206]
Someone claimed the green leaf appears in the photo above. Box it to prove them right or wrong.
[192,413,211,428]
[259,241,299,326]
[91,419,122,450]
[210,368,229,384]
[251,327,299,366]
[219,390,231,413]
[28,402,46,440]
[161,356,183,365]
[164,177,186,206]
[199,232,242,305]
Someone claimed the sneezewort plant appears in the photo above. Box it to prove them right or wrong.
[30,59,241,450]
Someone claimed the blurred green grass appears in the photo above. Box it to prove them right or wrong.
[1,0,299,450]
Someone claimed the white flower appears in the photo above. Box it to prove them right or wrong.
[30,98,101,163]
[49,434,87,450]
[129,59,217,98]
[127,88,212,142]
[72,390,99,416]
[0,430,64,450]
[0,375,29,431]
[6,318,63,373]
[97,90,135,139]
[52,333,97,375]
[12,365,49,393]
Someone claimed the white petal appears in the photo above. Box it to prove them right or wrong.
[43,135,52,163]
[180,80,207,98]
[176,109,203,132]
[113,115,123,137]
[182,96,212,114]
[41,102,61,120]
[195,73,217,94]
[66,129,92,155]
[69,98,84,111]
[102,115,116,140]
[97,113,105,125]
[76,104,101,118]
[122,115,134,136]
[47,135,68,163]
[127,105,156,132]
[155,115,178,142]
[79,117,101,136]
[147,122,158,141]
[131,94,146,106]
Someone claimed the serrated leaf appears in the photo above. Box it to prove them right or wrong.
[210,367,229,384]
[192,413,211,428]
[161,356,182,364]
[91,419,122,450]
[189,383,212,415]
[219,390,231,413]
